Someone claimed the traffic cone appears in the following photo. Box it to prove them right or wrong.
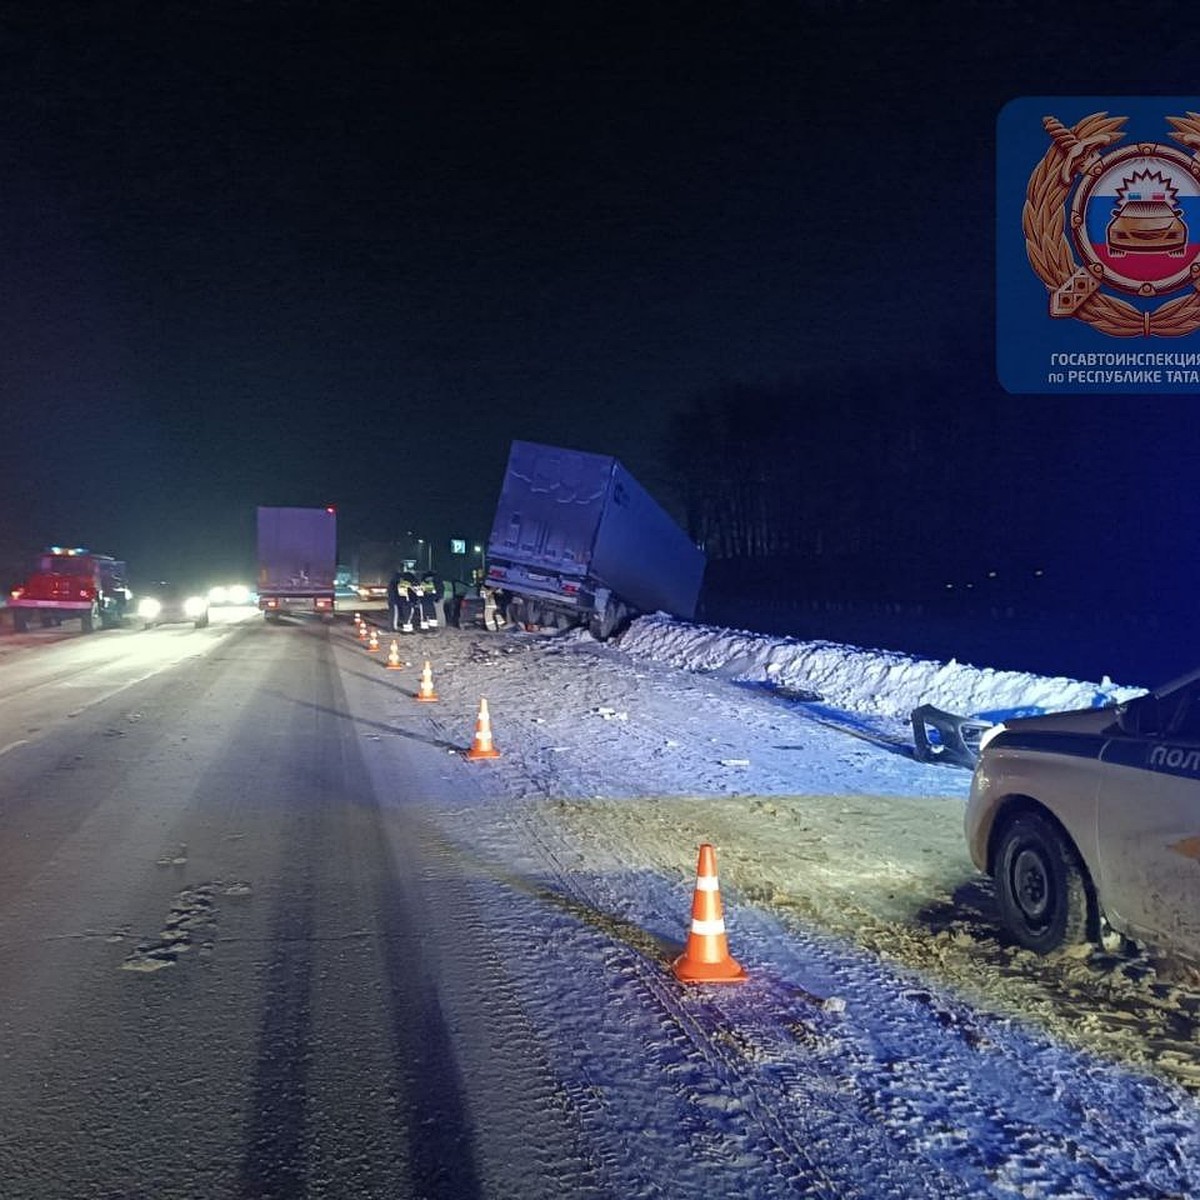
[465,697,501,760]
[368,628,380,652]
[672,844,746,984]
[416,659,438,702]
[386,640,404,669]
[357,620,368,641]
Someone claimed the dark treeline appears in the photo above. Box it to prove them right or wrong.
[665,375,939,567]
[661,375,1200,680]
[665,373,994,603]
[663,375,1196,622]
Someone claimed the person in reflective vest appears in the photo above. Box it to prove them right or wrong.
[419,570,443,630]
[396,572,418,633]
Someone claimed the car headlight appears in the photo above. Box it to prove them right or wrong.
[184,596,207,618]
[978,722,1006,753]
[138,597,162,619]
[228,584,250,605]
[208,586,228,604]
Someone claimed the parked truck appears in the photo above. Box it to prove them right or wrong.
[484,440,706,639]
[256,506,337,621]
[352,540,403,601]
[8,546,131,633]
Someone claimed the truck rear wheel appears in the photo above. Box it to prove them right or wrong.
[13,610,28,632]
[505,596,527,628]
[81,604,98,633]
[589,599,619,641]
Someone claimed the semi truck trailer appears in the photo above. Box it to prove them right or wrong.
[484,441,705,639]
[256,506,337,621]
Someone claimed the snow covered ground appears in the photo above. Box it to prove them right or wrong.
[5,606,1192,1196]
[335,608,1198,1198]
[620,612,1148,721]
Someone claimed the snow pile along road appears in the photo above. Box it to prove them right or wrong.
[619,613,1147,720]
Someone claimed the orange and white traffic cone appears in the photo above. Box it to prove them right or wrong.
[416,659,438,702]
[465,697,501,760]
[386,639,404,669]
[367,628,380,652]
[672,843,746,984]
[357,620,368,641]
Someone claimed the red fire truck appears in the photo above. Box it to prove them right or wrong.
[8,547,132,633]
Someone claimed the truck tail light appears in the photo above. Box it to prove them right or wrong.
[316,597,332,610]
[562,583,579,595]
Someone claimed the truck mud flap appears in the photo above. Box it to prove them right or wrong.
[910,704,994,769]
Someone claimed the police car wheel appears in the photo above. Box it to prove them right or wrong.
[994,810,1091,954]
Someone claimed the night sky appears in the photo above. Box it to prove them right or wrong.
[2,2,1198,595]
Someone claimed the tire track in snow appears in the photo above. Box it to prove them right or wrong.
[465,798,975,1198]
[546,831,1194,1195]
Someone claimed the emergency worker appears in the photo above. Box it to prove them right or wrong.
[386,570,404,631]
[396,572,419,633]
[481,585,504,632]
[419,570,443,629]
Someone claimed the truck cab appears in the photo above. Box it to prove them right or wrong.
[9,547,131,633]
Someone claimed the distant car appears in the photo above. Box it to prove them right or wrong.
[137,582,210,630]
[965,669,1200,962]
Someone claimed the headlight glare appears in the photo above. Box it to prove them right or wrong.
[138,597,162,619]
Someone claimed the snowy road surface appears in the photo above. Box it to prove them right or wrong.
[0,610,1196,1198]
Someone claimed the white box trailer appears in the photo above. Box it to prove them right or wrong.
[256,506,337,621]
[484,441,705,639]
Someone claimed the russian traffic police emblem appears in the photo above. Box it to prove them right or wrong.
[998,98,1200,393]
[1026,111,1200,334]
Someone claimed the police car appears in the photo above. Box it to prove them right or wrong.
[964,668,1200,962]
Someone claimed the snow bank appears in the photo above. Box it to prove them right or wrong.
[618,614,1146,720]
